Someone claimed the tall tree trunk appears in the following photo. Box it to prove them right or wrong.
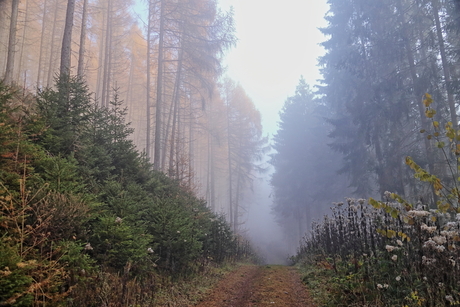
[234,168,241,233]
[397,0,436,202]
[168,91,179,177]
[0,0,12,74]
[46,0,59,86]
[175,91,183,180]
[126,52,134,122]
[36,0,48,87]
[206,97,215,211]
[153,0,165,170]
[188,93,194,189]
[162,97,174,170]
[17,0,31,83]
[95,4,106,102]
[77,0,88,77]
[101,0,112,107]
[433,0,457,127]
[4,0,19,84]
[168,48,184,176]
[226,90,233,227]
[145,1,152,158]
[60,0,76,76]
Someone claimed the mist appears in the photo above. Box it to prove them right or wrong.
[245,174,294,265]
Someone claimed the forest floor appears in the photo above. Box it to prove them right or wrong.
[192,265,316,307]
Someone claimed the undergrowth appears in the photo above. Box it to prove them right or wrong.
[0,79,260,306]
[296,94,460,306]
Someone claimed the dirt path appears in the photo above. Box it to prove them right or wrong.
[194,265,315,307]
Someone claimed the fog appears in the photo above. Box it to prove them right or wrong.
[245,174,294,265]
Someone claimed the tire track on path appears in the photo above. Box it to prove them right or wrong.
[194,265,315,307]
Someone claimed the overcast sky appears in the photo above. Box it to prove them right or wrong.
[218,0,329,137]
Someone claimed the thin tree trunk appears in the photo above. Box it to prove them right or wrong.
[77,0,88,77]
[226,89,233,226]
[60,0,76,76]
[206,97,215,211]
[397,0,436,203]
[188,93,194,189]
[162,90,176,170]
[126,52,134,122]
[36,0,48,87]
[153,0,165,170]
[46,0,59,86]
[95,5,106,102]
[0,0,12,74]
[16,0,31,82]
[101,0,112,107]
[234,168,241,233]
[175,92,182,180]
[168,49,184,176]
[146,1,152,158]
[433,0,457,127]
[168,91,179,177]
[4,0,20,84]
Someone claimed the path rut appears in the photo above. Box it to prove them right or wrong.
[194,265,315,307]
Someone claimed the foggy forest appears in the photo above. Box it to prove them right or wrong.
[2,0,460,305]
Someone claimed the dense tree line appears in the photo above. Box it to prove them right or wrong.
[271,0,460,243]
[0,79,257,306]
[0,0,266,232]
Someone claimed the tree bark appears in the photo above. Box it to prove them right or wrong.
[60,0,76,76]
[0,0,12,74]
[4,0,19,84]
[397,0,437,203]
[17,0,31,83]
[153,0,165,170]
[168,48,184,176]
[77,0,88,77]
[36,0,48,87]
[146,0,152,158]
[432,0,457,127]
[46,0,59,86]
[101,0,112,107]
[226,87,233,227]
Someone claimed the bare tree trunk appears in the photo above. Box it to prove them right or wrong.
[432,0,457,127]
[16,0,31,82]
[0,0,12,74]
[36,0,48,87]
[77,0,88,77]
[145,0,152,158]
[95,4,106,102]
[168,49,184,177]
[4,0,19,84]
[188,93,194,189]
[397,0,436,203]
[226,89,233,226]
[206,97,215,211]
[101,0,112,107]
[168,95,179,177]
[175,91,183,180]
[153,0,165,170]
[126,51,134,121]
[234,168,241,233]
[46,0,59,86]
[60,0,76,76]
[162,90,176,170]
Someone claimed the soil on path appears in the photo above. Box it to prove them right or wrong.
[194,265,315,307]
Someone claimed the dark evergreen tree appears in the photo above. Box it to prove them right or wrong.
[36,75,93,156]
[270,78,349,244]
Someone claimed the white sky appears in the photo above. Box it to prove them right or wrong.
[218,0,329,137]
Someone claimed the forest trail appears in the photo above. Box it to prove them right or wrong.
[193,265,315,307]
